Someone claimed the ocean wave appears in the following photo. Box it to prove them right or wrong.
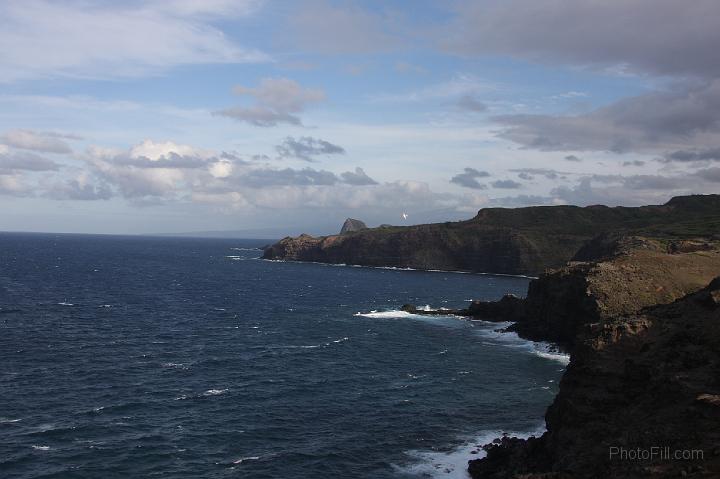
[354,310,475,334]
[203,388,229,396]
[269,337,350,350]
[355,310,569,364]
[32,445,51,451]
[233,456,260,464]
[354,309,452,320]
[397,424,546,479]
[0,417,22,424]
[472,322,570,365]
[161,362,189,370]
[230,247,261,251]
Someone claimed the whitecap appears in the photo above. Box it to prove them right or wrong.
[233,456,260,464]
[354,310,429,319]
[57,301,73,306]
[204,388,228,396]
[162,362,188,370]
[32,445,51,451]
[0,417,21,424]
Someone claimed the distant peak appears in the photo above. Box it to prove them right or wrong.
[340,218,367,234]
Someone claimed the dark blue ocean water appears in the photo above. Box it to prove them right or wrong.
[0,233,566,479]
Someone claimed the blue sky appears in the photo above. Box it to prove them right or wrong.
[1,0,718,235]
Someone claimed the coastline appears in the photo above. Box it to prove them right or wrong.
[260,196,720,477]
[260,258,539,280]
[364,233,720,477]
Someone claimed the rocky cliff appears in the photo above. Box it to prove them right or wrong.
[262,195,720,276]
[469,276,720,478]
[405,234,720,348]
[400,235,720,477]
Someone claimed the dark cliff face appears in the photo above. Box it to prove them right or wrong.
[466,238,720,478]
[470,277,720,478]
[261,194,720,276]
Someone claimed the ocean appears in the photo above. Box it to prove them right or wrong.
[0,233,566,478]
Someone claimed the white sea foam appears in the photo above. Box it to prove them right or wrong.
[230,247,261,251]
[204,388,228,396]
[0,417,21,424]
[233,456,260,464]
[354,310,430,319]
[472,322,570,365]
[57,301,73,306]
[355,310,569,365]
[32,445,51,451]
[397,425,545,479]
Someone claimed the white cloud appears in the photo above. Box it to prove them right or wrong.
[215,78,325,127]
[232,78,325,113]
[0,0,268,82]
[209,159,234,178]
[0,174,30,195]
[0,150,61,172]
[129,139,211,161]
[1,129,74,154]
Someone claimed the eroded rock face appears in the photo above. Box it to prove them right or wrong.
[513,243,720,348]
[469,274,720,478]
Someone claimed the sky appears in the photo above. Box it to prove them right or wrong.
[1,0,719,236]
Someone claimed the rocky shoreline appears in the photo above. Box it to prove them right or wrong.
[405,234,720,477]
[265,194,720,477]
